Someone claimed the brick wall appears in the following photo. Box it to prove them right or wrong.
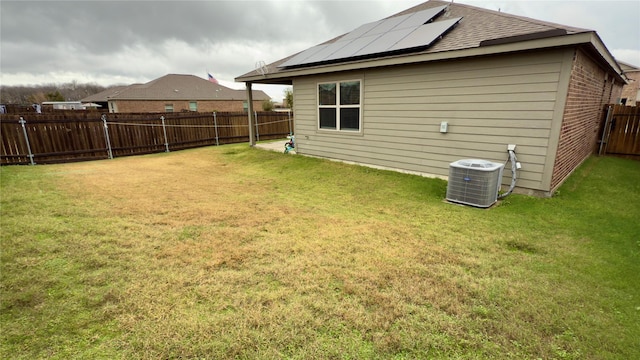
[550,49,623,190]
[111,100,266,113]
[620,70,640,106]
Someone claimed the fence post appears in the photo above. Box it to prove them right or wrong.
[598,105,613,155]
[213,112,219,146]
[18,117,35,165]
[288,110,293,136]
[161,116,169,152]
[101,114,114,159]
[254,111,260,142]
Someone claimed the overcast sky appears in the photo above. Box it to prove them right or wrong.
[1,0,639,100]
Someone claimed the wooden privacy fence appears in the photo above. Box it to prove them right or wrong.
[1,111,294,165]
[599,104,640,160]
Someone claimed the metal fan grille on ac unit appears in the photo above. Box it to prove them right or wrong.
[446,159,504,208]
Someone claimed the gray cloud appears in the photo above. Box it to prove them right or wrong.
[493,0,639,53]
[4,2,294,52]
[1,0,638,99]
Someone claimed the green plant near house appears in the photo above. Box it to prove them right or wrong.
[262,98,274,111]
[46,90,65,101]
[284,87,293,109]
[1,146,638,359]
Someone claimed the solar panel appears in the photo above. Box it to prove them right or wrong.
[395,5,448,29]
[300,40,352,64]
[339,20,385,41]
[278,5,457,68]
[366,14,411,35]
[352,27,416,57]
[389,17,461,51]
[279,44,329,68]
[326,34,381,61]
[339,5,447,41]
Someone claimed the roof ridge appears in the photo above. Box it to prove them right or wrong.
[449,0,591,33]
[399,1,590,33]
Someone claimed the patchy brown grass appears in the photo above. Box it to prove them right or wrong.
[2,146,638,359]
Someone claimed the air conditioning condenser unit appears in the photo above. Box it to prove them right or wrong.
[446,159,504,208]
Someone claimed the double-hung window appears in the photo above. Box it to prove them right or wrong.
[318,80,361,132]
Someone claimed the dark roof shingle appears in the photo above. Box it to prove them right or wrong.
[83,74,270,102]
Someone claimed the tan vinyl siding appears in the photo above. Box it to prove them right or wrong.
[293,49,568,193]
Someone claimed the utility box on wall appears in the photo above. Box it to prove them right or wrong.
[446,159,504,208]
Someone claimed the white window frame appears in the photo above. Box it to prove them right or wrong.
[189,101,197,112]
[317,79,362,132]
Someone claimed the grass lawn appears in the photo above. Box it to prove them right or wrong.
[1,144,639,359]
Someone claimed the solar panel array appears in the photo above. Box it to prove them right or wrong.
[279,5,462,68]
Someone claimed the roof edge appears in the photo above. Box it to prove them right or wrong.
[236,32,618,83]
[586,32,625,82]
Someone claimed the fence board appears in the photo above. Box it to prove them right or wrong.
[601,105,640,160]
[0,111,293,165]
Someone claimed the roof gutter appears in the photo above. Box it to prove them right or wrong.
[236,32,625,84]
[586,32,625,83]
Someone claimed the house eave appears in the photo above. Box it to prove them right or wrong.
[236,32,624,84]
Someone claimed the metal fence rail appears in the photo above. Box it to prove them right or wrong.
[1,111,293,165]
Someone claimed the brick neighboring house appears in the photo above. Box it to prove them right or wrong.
[236,0,625,196]
[82,74,270,113]
[619,61,640,106]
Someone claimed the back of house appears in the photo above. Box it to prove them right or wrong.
[236,0,625,196]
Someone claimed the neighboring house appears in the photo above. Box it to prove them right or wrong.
[619,61,640,106]
[82,74,270,113]
[80,85,128,111]
[236,0,625,196]
[41,101,91,110]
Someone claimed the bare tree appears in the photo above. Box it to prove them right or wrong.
[0,81,109,105]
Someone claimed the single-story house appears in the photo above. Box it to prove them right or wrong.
[82,74,270,113]
[235,0,626,197]
[619,61,640,106]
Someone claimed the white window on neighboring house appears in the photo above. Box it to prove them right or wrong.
[318,80,361,132]
[189,101,197,111]
[165,104,174,113]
